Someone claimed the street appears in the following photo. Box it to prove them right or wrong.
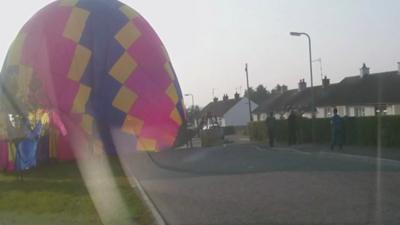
[125,144,400,225]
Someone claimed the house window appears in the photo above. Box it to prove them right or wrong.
[354,107,365,117]
[375,105,387,116]
[324,107,332,118]
[338,107,345,116]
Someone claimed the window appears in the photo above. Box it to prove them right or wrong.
[354,107,365,117]
[324,107,332,117]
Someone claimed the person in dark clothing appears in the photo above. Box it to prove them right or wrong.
[265,112,276,147]
[330,108,344,150]
[288,110,297,146]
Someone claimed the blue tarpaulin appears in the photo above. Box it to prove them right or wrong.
[15,122,42,171]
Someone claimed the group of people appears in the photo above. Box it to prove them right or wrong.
[0,109,66,174]
[265,108,344,150]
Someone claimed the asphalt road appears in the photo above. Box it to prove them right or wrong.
[125,144,400,225]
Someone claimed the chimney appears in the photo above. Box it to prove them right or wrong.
[222,94,229,101]
[234,92,240,100]
[213,97,218,103]
[322,76,330,88]
[298,79,307,91]
[360,63,370,78]
[397,62,400,75]
[281,85,288,93]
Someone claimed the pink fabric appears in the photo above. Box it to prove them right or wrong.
[21,4,79,113]
[125,17,180,147]
[0,140,8,170]
[49,111,67,136]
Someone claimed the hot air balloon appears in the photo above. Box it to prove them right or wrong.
[0,0,186,164]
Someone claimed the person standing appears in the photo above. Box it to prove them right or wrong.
[288,110,297,146]
[265,112,276,147]
[330,108,344,150]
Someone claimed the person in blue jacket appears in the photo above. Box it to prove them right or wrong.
[330,108,344,150]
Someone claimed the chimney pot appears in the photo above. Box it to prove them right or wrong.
[213,97,218,103]
[322,76,330,88]
[298,79,307,91]
[360,63,370,78]
[234,92,240,100]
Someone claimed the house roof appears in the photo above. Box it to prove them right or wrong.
[253,90,298,114]
[254,70,400,114]
[317,71,400,106]
[201,98,242,117]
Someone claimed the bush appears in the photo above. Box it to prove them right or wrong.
[249,115,400,147]
[223,126,235,135]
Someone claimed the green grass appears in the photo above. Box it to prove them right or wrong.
[0,157,154,225]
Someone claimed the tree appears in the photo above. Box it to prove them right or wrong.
[186,105,201,127]
[245,85,270,104]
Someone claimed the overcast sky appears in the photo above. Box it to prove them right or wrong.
[1,0,400,106]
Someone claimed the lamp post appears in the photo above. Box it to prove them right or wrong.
[290,31,315,142]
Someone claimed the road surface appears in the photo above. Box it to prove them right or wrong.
[125,144,400,225]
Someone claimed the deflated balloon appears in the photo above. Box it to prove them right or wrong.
[1,0,186,158]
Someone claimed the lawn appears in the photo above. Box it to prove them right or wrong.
[0,157,154,225]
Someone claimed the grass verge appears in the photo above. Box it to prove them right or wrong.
[0,157,154,225]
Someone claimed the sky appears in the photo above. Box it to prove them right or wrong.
[1,0,400,107]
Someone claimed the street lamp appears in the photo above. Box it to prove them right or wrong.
[290,31,315,141]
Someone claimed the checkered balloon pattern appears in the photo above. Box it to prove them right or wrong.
[1,0,186,154]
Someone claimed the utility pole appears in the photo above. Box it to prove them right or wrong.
[245,63,253,122]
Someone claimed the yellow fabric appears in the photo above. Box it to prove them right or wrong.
[81,114,94,135]
[68,44,92,82]
[122,115,144,136]
[112,86,137,113]
[63,7,90,42]
[114,22,141,49]
[72,84,91,113]
[137,137,157,151]
[164,62,175,81]
[8,142,16,162]
[170,108,182,126]
[119,5,140,20]
[59,0,79,6]
[109,52,137,84]
[166,83,179,105]
[6,33,26,66]
[16,65,33,102]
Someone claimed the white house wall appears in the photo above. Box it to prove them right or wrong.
[387,104,400,115]
[224,98,258,126]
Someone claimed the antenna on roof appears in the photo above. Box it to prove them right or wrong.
[312,58,324,83]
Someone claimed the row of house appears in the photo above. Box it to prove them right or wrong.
[201,63,400,127]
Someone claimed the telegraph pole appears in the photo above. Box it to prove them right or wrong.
[245,63,253,122]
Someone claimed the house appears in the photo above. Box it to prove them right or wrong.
[253,63,400,120]
[316,63,400,118]
[201,93,258,127]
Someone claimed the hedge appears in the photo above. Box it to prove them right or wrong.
[249,116,400,147]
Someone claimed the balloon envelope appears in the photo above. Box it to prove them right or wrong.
[1,0,185,157]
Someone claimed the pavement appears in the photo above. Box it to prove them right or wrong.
[124,144,400,225]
